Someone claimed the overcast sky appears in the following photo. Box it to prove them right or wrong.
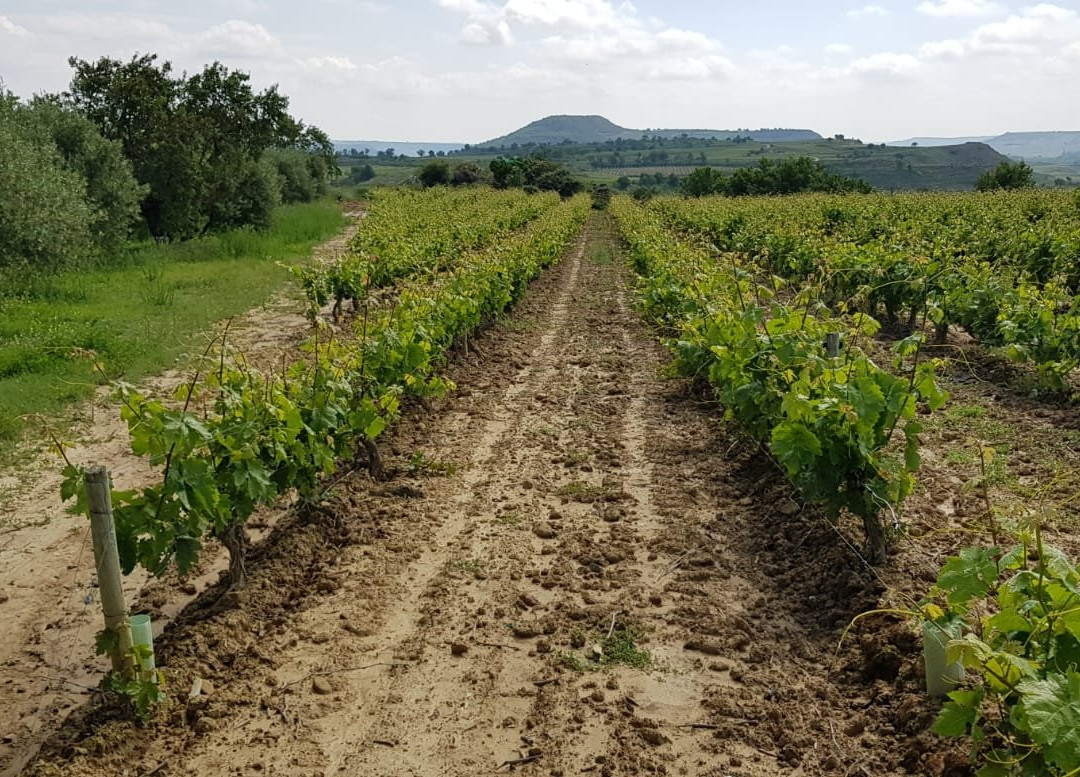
[1,0,1078,142]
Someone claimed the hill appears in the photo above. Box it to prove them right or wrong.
[531,136,1011,191]
[990,131,1080,159]
[889,136,993,148]
[889,131,1080,160]
[478,115,820,148]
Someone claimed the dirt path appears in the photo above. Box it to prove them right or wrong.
[0,210,363,777]
[19,215,964,777]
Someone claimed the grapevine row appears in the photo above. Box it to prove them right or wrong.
[62,192,591,587]
[293,187,562,320]
[611,195,946,560]
[652,191,1080,389]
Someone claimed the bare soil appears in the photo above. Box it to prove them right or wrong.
[0,210,363,777]
[14,214,1080,777]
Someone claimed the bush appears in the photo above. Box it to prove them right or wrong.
[451,162,482,186]
[681,167,726,197]
[19,98,144,254]
[419,160,451,187]
[976,160,1035,192]
[591,185,612,210]
[270,149,319,204]
[0,100,97,273]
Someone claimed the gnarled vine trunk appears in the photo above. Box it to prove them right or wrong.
[862,513,890,565]
[361,437,386,481]
[220,522,250,589]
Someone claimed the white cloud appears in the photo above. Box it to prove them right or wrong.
[503,0,622,29]
[437,0,650,47]
[847,51,922,77]
[919,4,1080,58]
[434,0,733,92]
[199,20,282,58]
[215,0,268,12]
[919,38,966,58]
[460,16,514,44]
[916,0,1000,17]
[42,13,173,42]
[0,15,28,37]
[296,55,360,73]
[647,55,735,81]
[847,5,888,17]
[825,43,853,55]
[655,28,716,53]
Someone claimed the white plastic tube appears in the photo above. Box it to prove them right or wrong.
[129,614,156,675]
[923,621,963,698]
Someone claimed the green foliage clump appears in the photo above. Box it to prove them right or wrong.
[681,157,872,198]
[976,160,1035,192]
[65,53,336,240]
[0,91,143,274]
[924,532,1080,775]
[489,156,583,198]
[419,159,451,187]
[0,108,96,273]
[450,161,483,186]
[680,166,727,198]
[591,184,612,210]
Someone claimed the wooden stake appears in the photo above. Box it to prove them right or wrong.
[85,466,134,678]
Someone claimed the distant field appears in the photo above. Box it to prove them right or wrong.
[335,135,1080,191]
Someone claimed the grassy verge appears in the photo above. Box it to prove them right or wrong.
[0,200,345,459]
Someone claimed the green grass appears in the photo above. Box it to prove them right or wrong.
[0,200,345,458]
[558,627,653,672]
[587,245,614,265]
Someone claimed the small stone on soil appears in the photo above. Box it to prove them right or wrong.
[312,677,333,695]
[533,524,557,539]
[640,729,669,747]
[450,642,468,656]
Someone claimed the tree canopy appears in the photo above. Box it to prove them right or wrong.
[975,160,1035,192]
[65,54,336,239]
[680,157,872,197]
[0,90,142,273]
[489,156,582,198]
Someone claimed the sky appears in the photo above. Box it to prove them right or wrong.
[1,0,1078,143]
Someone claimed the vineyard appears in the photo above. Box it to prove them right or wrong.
[6,186,1080,777]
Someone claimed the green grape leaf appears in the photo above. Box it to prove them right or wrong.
[1014,672,1080,771]
[933,689,982,737]
[770,422,821,477]
[938,546,999,608]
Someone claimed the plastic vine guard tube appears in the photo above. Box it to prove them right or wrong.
[922,621,963,697]
[129,613,156,674]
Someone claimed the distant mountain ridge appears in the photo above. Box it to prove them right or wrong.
[477,115,821,148]
[889,131,1080,160]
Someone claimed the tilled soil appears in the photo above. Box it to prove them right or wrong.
[20,217,974,776]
